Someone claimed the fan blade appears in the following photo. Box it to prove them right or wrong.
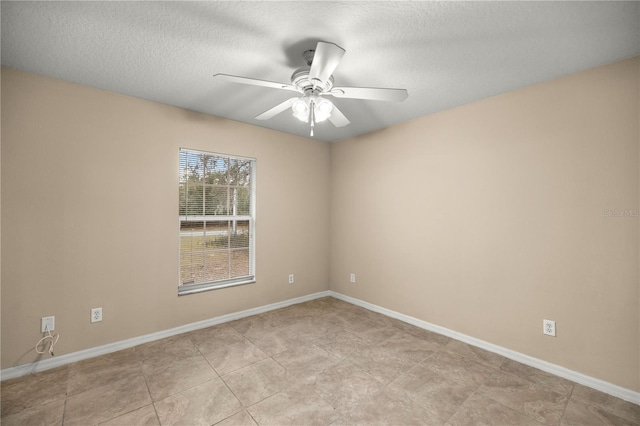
[255,98,297,120]
[330,86,408,102]
[214,74,298,92]
[309,42,345,84]
[328,105,350,128]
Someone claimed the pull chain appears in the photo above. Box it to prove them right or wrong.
[309,100,315,137]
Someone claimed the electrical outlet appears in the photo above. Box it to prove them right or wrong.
[41,316,55,333]
[350,273,356,283]
[91,307,103,323]
[543,319,556,336]
[288,274,294,284]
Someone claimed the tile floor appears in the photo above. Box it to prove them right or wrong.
[1,297,638,425]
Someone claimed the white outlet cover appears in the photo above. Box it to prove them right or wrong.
[350,273,356,283]
[543,319,556,336]
[288,274,294,284]
[91,307,103,323]
[41,316,55,333]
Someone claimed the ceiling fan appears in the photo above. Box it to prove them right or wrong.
[213,41,409,137]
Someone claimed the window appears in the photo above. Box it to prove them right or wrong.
[178,148,255,295]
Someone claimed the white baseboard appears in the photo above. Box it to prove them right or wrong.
[0,290,330,382]
[329,291,640,405]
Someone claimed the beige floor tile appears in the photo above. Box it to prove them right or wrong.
[388,363,478,422]
[611,399,640,425]
[333,386,443,426]
[361,310,399,326]
[136,334,201,369]
[280,316,334,341]
[306,359,383,411]
[348,345,421,384]
[350,324,403,345]
[446,392,541,426]
[189,324,247,354]
[302,296,339,307]
[214,410,258,426]
[247,382,338,425]
[222,358,298,406]
[228,314,275,336]
[561,398,635,426]
[272,343,343,381]
[569,384,640,424]
[312,327,360,348]
[333,301,371,315]
[340,314,388,335]
[316,330,373,359]
[444,340,506,369]
[500,359,574,396]
[0,366,69,416]
[379,332,441,363]
[63,375,151,426]
[309,312,356,332]
[100,404,159,425]
[144,354,217,401]
[154,378,242,426]
[275,303,327,319]
[245,329,304,356]
[322,308,368,322]
[391,321,452,346]
[267,306,321,329]
[202,338,268,375]
[478,370,569,425]
[300,297,347,313]
[0,399,64,426]
[286,327,334,345]
[67,348,142,396]
[424,350,496,388]
[570,383,611,405]
[327,297,360,309]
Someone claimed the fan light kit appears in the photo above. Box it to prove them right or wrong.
[214,41,409,137]
[291,96,333,136]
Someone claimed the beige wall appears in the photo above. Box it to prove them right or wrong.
[330,57,639,391]
[2,58,639,393]
[1,67,330,368]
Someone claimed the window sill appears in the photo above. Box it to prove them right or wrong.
[178,277,256,296]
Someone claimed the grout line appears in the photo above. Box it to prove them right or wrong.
[60,365,71,426]
[61,395,69,426]
[141,374,163,426]
[196,347,223,379]
[217,370,249,408]
[245,409,260,426]
[559,385,576,425]
[445,387,478,424]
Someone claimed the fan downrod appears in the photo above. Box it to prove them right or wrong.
[303,49,316,66]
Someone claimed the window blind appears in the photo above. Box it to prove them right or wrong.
[178,148,255,294]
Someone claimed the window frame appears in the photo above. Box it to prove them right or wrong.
[177,148,256,296]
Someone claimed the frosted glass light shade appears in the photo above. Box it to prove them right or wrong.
[314,98,333,122]
[292,98,310,122]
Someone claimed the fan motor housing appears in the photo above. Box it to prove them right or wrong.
[291,67,334,94]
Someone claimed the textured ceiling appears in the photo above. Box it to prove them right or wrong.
[2,1,639,142]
